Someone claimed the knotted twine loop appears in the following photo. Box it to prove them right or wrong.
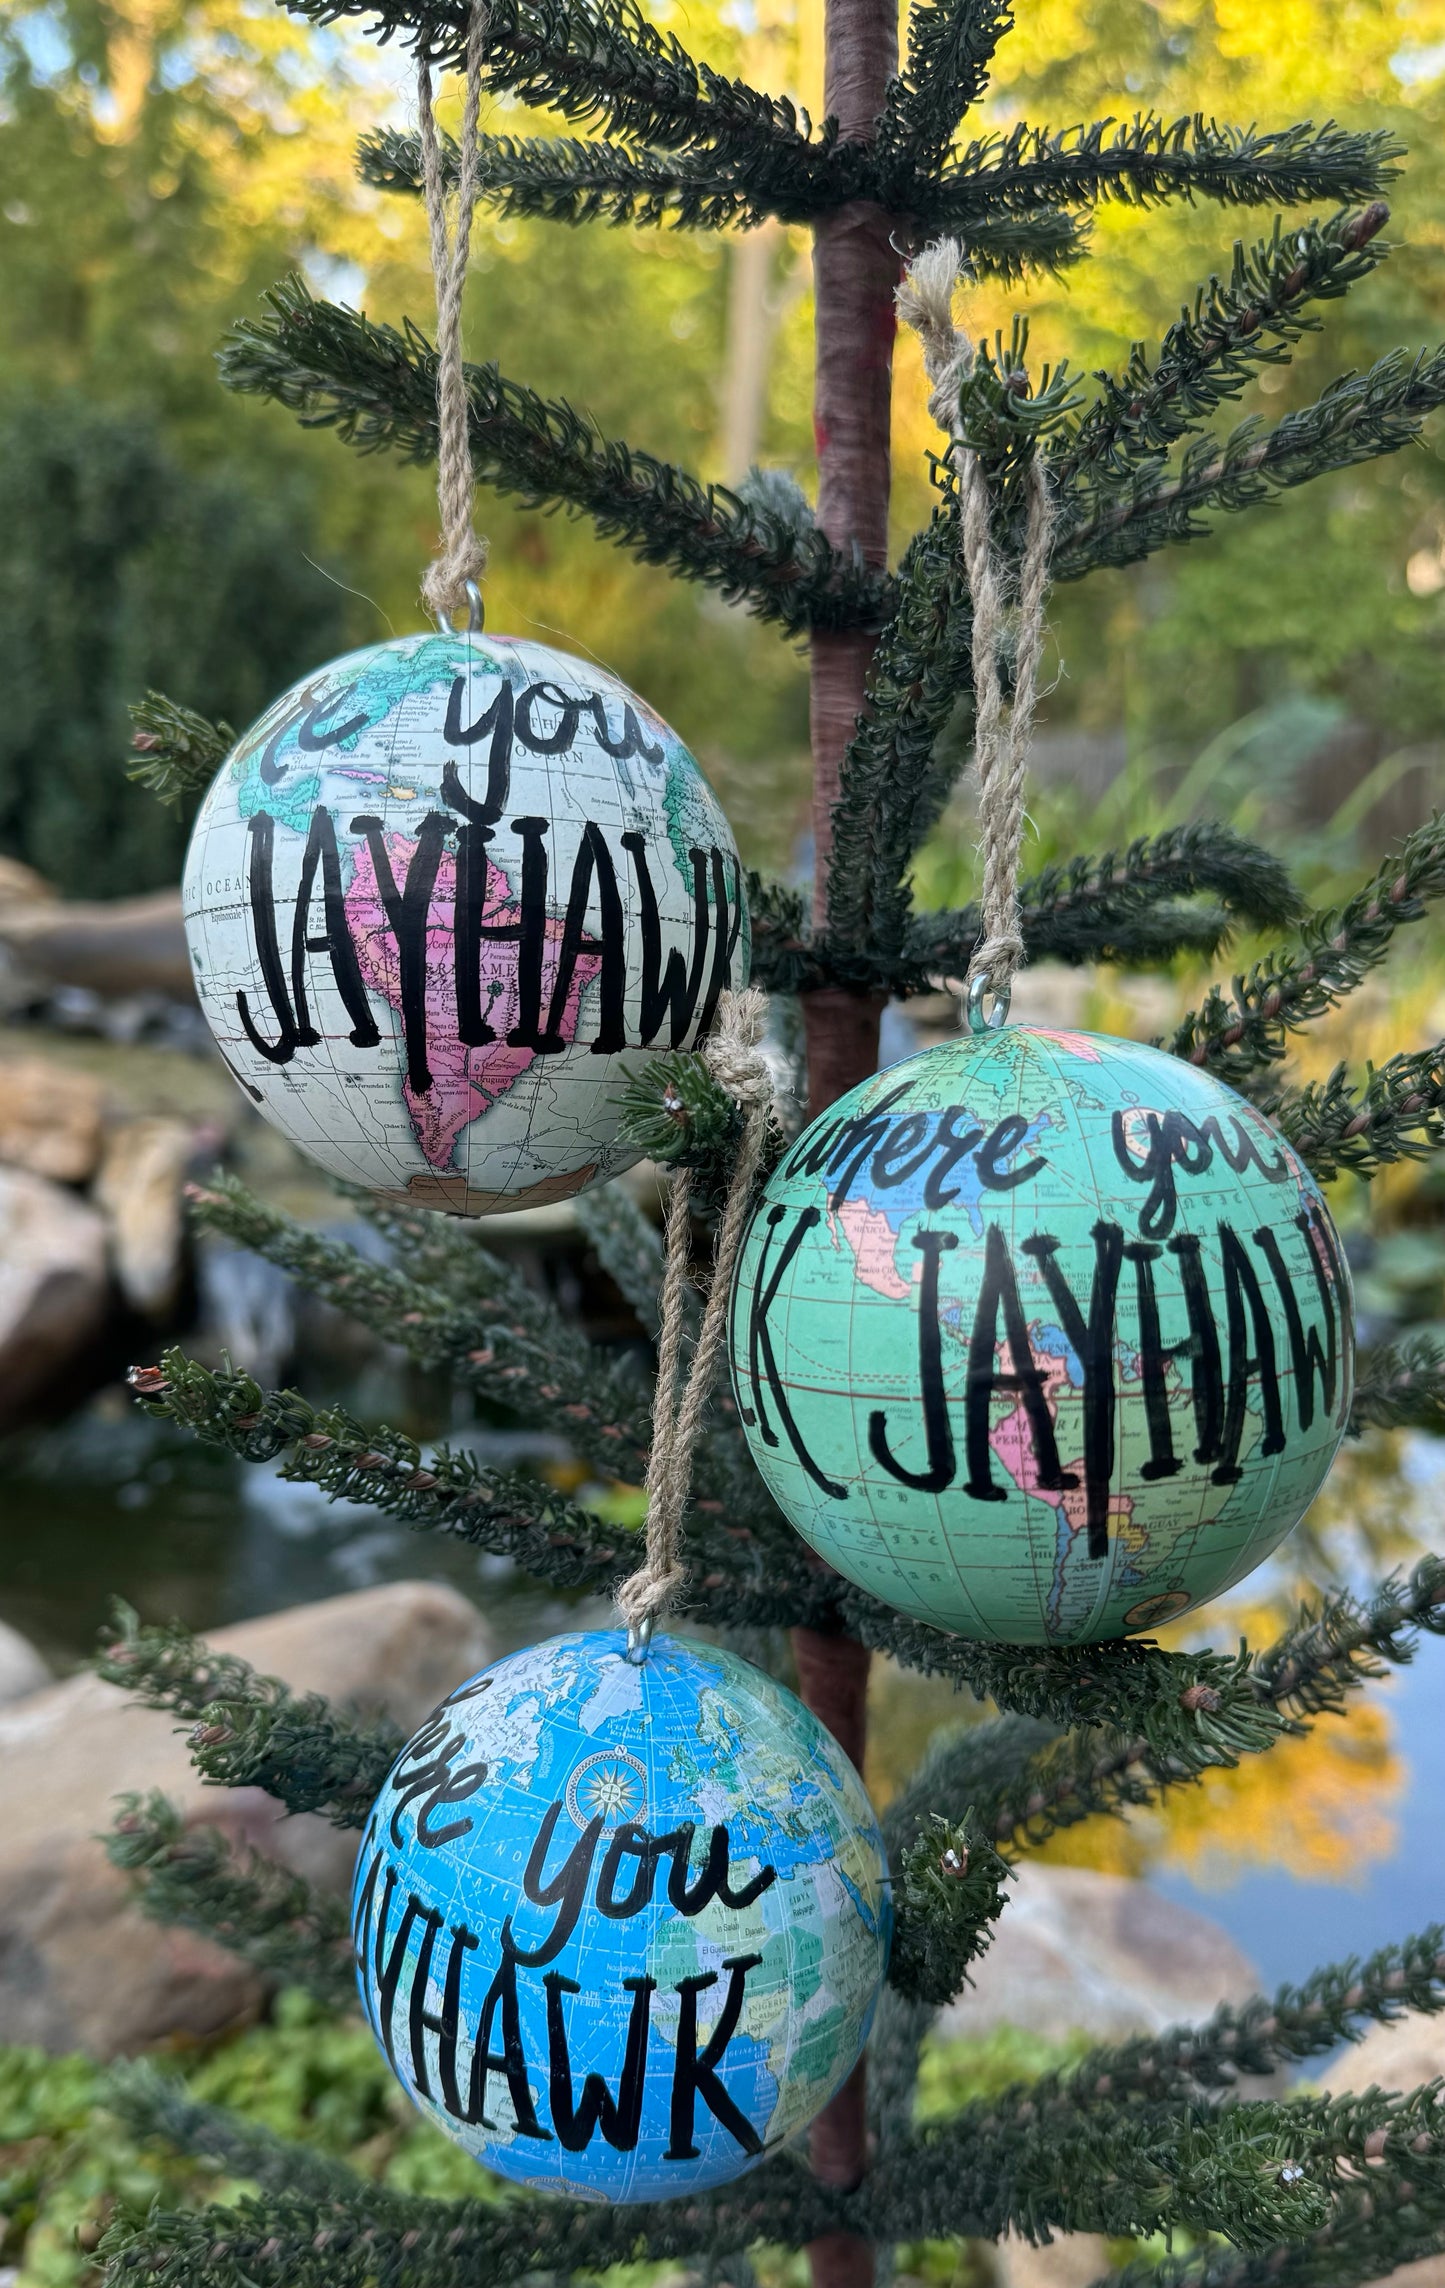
[616,988,776,1649]
[897,239,1056,1005]
[417,2,490,624]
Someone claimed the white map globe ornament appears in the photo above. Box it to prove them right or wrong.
[183,628,749,1213]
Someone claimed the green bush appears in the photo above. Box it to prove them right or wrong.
[0,398,350,900]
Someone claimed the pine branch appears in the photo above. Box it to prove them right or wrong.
[887,1812,1014,2005]
[281,0,808,160]
[109,2089,1440,2283]
[573,1180,670,1340]
[1269,1045,1445,1183]
[937,115,1401,223]
[358,124,845,229]
[105,1792,356,2011]
[126,1350,831,1626]
[1251,1554,1445,1718]
[877,0,1015,181]
[1052,345,1445,583]
[1102,2155,1445,2288]
[909,820,1301,980]
[1052,205,1391,489]
[106,2062,372,2203]
[1168,814,1445,1084]
[96,1601,401,1827]
[186,1173,656,1485]
[868,1986,938,2152]
[127,691,233,809]
[219,280,890,635]
[1350,1335,1445,1435]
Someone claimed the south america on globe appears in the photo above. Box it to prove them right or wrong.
[728,1026,1354,1645]
[183,633,749,1213]
[353,1629,891,2202]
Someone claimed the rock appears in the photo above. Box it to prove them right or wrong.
[938,1863,1263,2046]
[1322,2024,1445,2288]
[93,1117,197,1318]
[0,889,193,1003]
[0,1056,106,1183]
[0,1618,51,1705]
[0,857,57,908]
[995,2235,1112,2288]
[0,1167,110,1428]
[0,1580,492,2056]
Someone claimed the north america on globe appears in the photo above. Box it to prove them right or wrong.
[182,632,749,1212]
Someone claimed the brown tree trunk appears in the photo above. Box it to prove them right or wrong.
[794,4,900,2285]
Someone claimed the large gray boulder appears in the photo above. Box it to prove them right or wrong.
[0,1055,106,1183]
[940,1862,1262,2045]
[0,1580,492,2056]
[93,1115,197,1318]
[0,1618,51,1705]
[0,1166,110,1427]
[0,888,193,1003]
[1322,2013,1445,2288]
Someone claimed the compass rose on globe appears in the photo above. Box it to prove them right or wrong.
[565,1748,648,1829]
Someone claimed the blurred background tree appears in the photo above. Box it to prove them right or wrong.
[9,0,1445,898]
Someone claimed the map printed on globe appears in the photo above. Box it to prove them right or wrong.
[183,632,748,1213]
[729,1026,1355,1645]
[353,1630,892,2202]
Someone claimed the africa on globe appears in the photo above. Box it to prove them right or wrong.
[352,1630,891,2202]
[183,632,749,1213]
[728,1025,1354,1646]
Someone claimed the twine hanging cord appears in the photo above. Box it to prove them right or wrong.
[897,239,1055,1003]
[616,990,777,1644]
[416,3,490,624]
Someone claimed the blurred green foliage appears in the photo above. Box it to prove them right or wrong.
[0,1993,1083,2286]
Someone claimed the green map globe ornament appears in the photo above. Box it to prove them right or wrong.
[183,632,748,1214]
[353,1629,891,2202]
[729,1024,1354,1645]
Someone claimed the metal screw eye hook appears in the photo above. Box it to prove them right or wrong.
[966,972,1011,1035]
[624,1613,655,1667]
[453,579,485,635]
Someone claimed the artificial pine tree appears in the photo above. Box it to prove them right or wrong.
[93,0,1445,2279]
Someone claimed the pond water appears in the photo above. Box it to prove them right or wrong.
[4,1371,1443,2000]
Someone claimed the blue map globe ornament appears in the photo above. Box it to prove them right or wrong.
[182,631,748,1215]
[727,1024,1354,1646]
[352,1629,891,2202]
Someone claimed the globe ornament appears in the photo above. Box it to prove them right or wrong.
[183,633,748,1214]
[352,1629,891,2202]
[729,1024,1354,1645]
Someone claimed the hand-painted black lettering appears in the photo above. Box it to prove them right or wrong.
[1214,1223,1286,1482]
[736,1205,848,1498]
[977,1113,1047,1192]
[1123,1241,1181,1481]
[503,817,550,1049]
[596,1824,656,1919]
[405,1900,447,2095]
[663,1824,778,1916]
[1022,1223,1124,1559]
[666,1954,765,2161]
[443,679,514,823]
[546,822,626,1053]
[516,680,581,755]
[624,833,711,1048]
[922,1109,987,1209]
[350,812,449,1094]
[503,1799,605,1967]
[824,1085,916,1209]
[1254,1216,1339,1434]
[236,813,299,1064]
[585,692,665,766]
[965,1225,1076,1503]
[290,807,381,1051]
[468,1949,550,2138]
[387,1716,489,1850]
[546,1970,655,2151]
[433,1922,480,2118]
[374,1885,425,2074]
[692,848,746,1045]
[870,1112,934,1189]
[870,1228,959,1492]
[295,686,369,751]
[1167,1233,1224,1463]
